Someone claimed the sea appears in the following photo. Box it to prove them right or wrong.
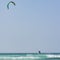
[0,53,60,60]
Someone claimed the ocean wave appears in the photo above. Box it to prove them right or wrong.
[0,56,40,59]
[46,55,60,58]
[0,54,60,59]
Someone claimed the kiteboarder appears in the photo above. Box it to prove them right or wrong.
[38,51,41,54]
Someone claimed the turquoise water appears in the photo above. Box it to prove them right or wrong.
[0,53,60,60]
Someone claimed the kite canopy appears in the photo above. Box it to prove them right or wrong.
[7,1,16,9]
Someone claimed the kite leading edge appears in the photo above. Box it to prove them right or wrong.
[7,1,16,9]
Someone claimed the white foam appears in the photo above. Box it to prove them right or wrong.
[0,54,60,59]
[0,56,40,59]
[47,55,60,58]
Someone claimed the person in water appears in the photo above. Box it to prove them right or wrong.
[38,51,41,54]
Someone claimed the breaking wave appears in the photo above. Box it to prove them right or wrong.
[0,53,60,60]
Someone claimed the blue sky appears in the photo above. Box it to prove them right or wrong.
[0,0,60,53]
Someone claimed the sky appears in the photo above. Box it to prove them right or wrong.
[0,0,60,53]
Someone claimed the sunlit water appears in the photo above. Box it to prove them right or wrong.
[0,53,60,60]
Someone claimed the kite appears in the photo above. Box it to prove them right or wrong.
[7,1,16,9]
